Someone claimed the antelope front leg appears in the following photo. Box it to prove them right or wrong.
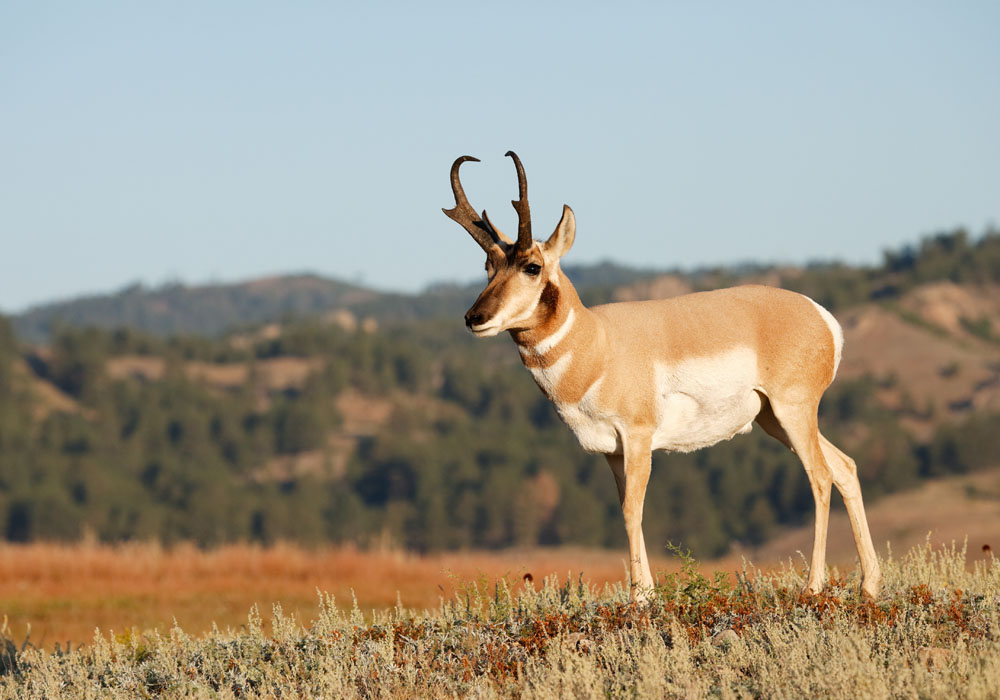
[605,453,653,596]
[619,431,654,601]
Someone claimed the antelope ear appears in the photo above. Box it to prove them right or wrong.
[543,205,575,259]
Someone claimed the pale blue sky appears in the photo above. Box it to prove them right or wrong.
[2,1,998,313]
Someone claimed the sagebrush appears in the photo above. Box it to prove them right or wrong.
[3,541,999,699]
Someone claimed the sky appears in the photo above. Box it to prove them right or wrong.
[2,1,998,313]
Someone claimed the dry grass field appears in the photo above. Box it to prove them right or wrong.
[0,541,677,647]
[3,541,999,699]
[2,466,998,650]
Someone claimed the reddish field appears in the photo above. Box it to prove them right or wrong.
[3,467,996,648]
[0,542,683,647]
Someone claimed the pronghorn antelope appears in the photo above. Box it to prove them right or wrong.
[443,152,881,601]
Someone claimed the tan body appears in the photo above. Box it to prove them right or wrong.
[517,282,836,454]
[445,153,881,600]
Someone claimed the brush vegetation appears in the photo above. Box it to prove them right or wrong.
[1,541,998,699]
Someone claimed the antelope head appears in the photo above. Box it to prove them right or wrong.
[443,152,576,337]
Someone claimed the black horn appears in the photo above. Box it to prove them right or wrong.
[442,156,499,253]
[505,151,533,251]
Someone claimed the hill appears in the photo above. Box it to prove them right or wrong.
[737,464,1000,569]
[11,274,380,343]
[10,262,670,344]
[10,226,999,344]
[0,228,998,557]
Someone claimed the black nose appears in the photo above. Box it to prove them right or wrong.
[465,311,484,328]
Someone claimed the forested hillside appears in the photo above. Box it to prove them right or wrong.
[10,263,667,343]
[11,275,379,343]
[1,229,998,556]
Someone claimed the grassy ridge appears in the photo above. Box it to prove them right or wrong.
[3,542,999,698]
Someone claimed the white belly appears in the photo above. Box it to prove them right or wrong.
[540,347,763,456]
[651,390,760,452]
[651,348,762,453]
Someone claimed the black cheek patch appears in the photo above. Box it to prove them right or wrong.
[538,281,560,318]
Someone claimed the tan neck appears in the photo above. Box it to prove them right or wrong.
[509,268,589,352]
[509,270,610,406]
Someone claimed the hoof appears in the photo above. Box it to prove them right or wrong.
[861,581,882,601]
[861,568,882,601]
[801,582,824,597]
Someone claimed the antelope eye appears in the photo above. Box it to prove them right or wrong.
[524,263,542,276]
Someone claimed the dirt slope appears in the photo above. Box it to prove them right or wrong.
[727,465,1000,572]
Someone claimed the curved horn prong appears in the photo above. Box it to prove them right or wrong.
[505,151,532,251]
[481,209,513,246]
[448,155,479,205]
[443,156,499,253]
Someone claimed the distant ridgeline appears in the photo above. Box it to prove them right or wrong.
[10,263,668,344]
[16,228,997,343]
[0,229,998,553]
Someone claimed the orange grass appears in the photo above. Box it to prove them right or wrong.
[0,542,681,647]
[4,465,995,648]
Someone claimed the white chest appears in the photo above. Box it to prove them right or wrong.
[525,350,620,454]
[527,352,572,398]
[554,378,621,454]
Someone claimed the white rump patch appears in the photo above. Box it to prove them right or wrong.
[807,298,844,377]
